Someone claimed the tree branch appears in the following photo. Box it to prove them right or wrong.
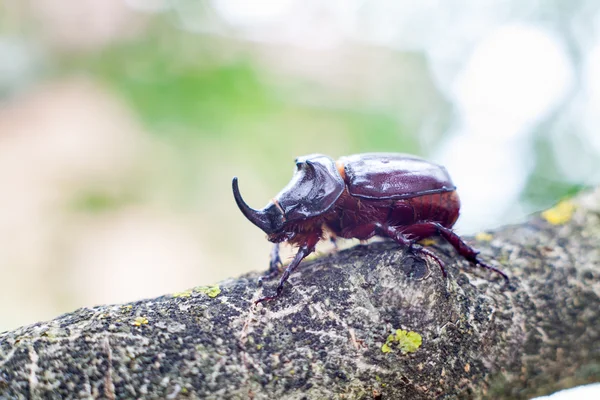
[1,189,599,399]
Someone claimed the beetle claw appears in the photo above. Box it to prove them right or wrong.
[254,290,282,305]
[474,257,509,281]
[254,242,315,305]
[410,244,447,277]
[255,273,286,304]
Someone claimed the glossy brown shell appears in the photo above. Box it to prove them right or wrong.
[338,153,456,200]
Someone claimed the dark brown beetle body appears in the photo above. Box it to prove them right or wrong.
[233,153,507,304]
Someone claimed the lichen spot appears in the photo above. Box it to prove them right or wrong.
[195,285,221,298]
[381,329,422,354]
[475,232,493,242]
[381,340,393,354]
[396,329,422,353]
[541,200,575,225]
[173,290,193,298]
[133,316,149,326]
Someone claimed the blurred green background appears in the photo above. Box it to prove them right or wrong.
[1,0,599,332]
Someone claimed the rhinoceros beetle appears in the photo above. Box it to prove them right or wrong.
[232,153,508,304]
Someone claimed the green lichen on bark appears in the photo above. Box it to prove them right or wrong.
[1,189,599,399]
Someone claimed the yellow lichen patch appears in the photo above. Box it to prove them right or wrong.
[195,285,221,298]
[541,200,576,225]
[382,329,423,354]
[419,238,436,246]
[121,305,133,313]
[133,316,149,326]
[475,232,493,242]
[381,342,392,353]
[172,290,193,298]
[395,330,422,353]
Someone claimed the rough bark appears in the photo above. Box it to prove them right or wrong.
[1,189,599,400]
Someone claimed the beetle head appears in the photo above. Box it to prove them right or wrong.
[232,154,345,241]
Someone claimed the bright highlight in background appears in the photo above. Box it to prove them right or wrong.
[439,24,574,233]
[212,0,296,24]
[454,24,574,134]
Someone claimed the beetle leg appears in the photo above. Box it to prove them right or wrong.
[435,224,508,280]
[258,243,283,285]
[410,244,447,277]
[330,236,339,250]
[374,223,411,246]
[270,242,283,272]
[374,223,448,277]
[469,257,509,280]
[255,243,315,304]
[405,222,509,281]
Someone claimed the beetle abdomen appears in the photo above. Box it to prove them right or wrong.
[402,190,460,228]
[339,153,456,200]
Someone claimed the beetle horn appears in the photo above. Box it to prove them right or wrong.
[232,177,274,234]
